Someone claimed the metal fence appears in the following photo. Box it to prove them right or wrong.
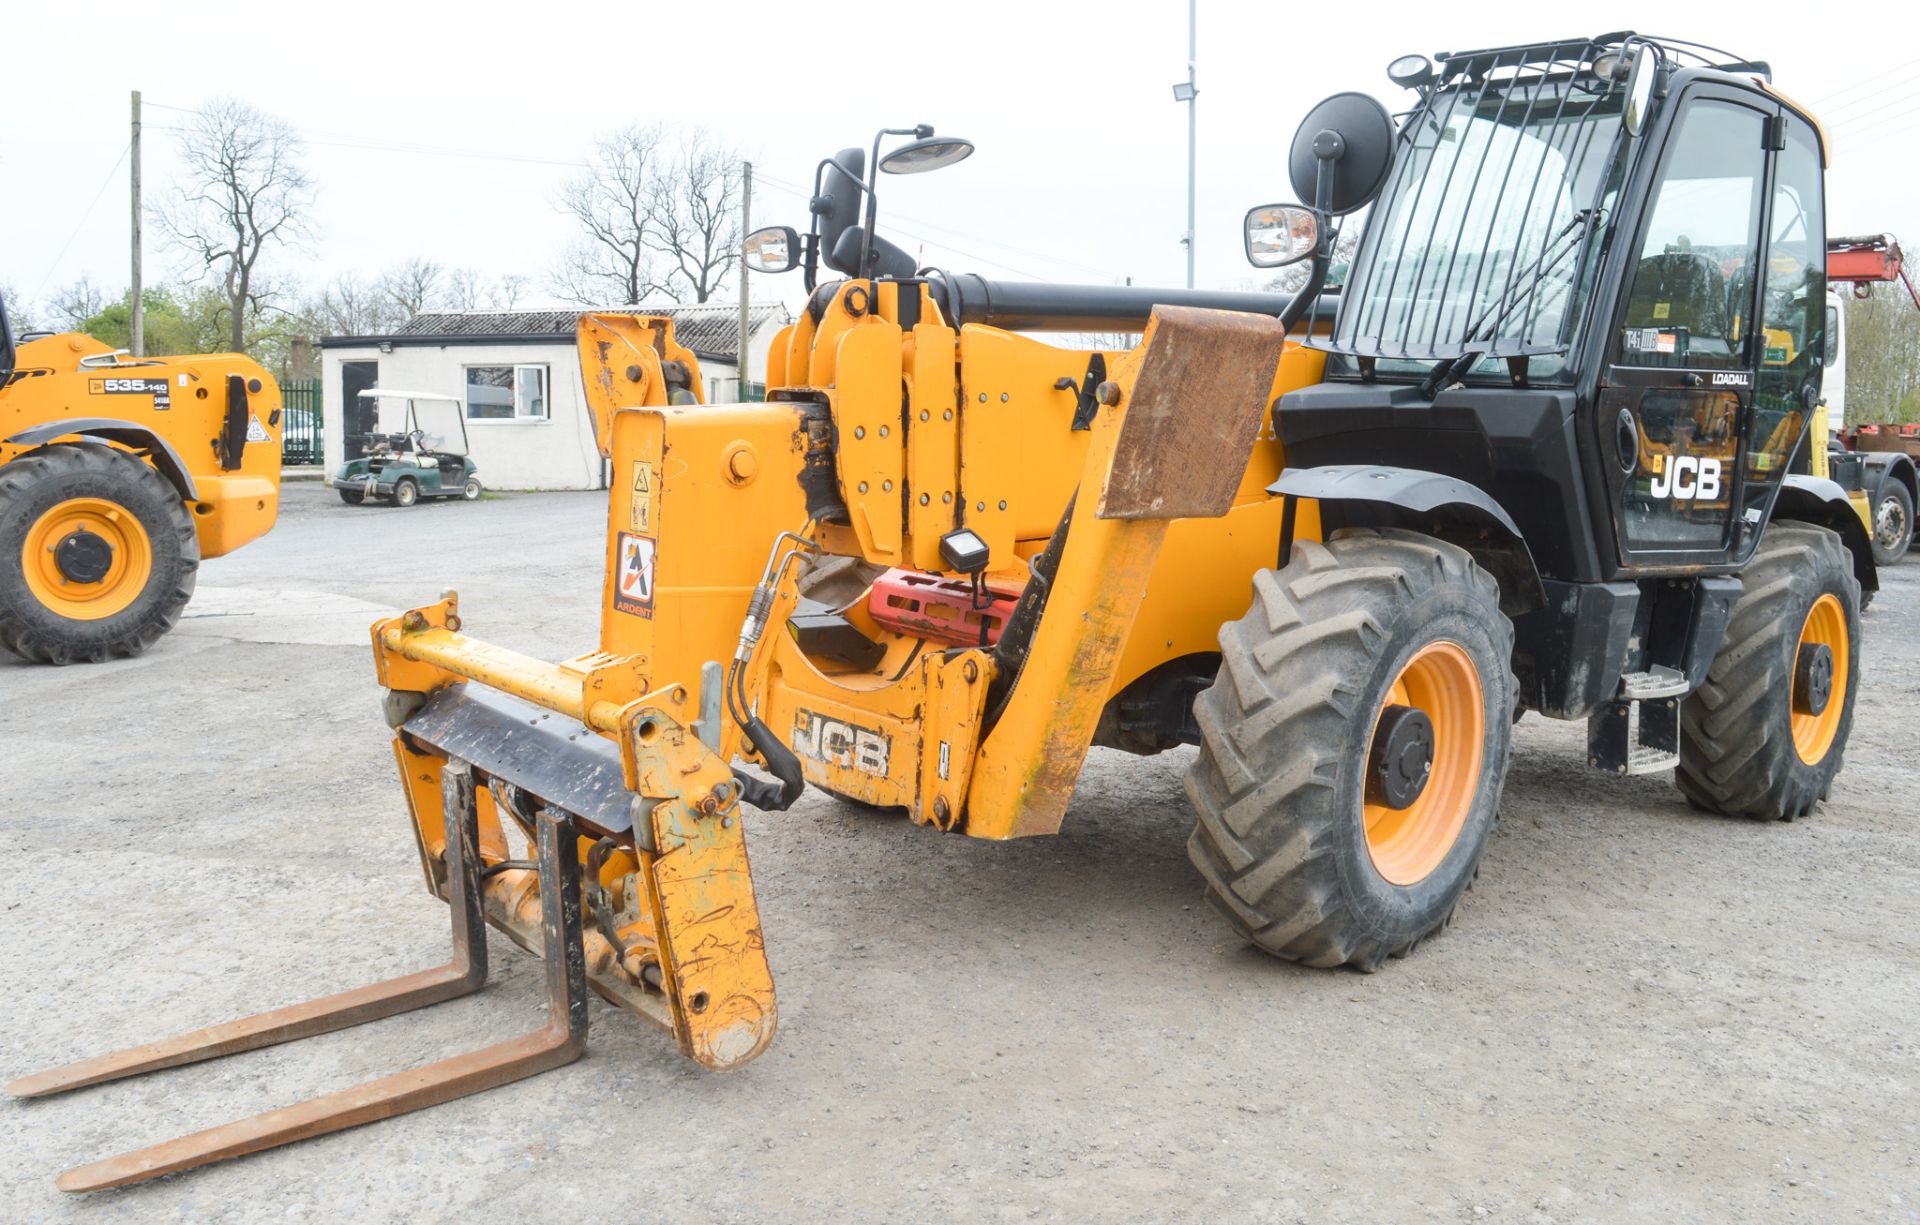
[280,378,323,466]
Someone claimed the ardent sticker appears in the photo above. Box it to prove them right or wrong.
[793,709,890,778]
[613,531,657,617]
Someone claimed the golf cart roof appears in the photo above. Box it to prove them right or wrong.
[356,388,464,404]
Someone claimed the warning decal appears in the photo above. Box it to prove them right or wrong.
[629,461,658,534]
[246,414,271,443]
[613,531,657,617]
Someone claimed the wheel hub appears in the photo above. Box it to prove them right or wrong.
[53,529,115,585]
[1876,496,1909,549]
[1367,704,1435,810]
[1794,641,1834,716]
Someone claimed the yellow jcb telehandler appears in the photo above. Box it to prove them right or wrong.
[16,35,1877,1190]
[0,298,283,663]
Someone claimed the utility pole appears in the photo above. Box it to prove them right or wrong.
[1171,2,1198,288]
[737,160,752,400]
[130,89,143,356]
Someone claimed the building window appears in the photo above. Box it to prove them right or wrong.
[465,364,548,420]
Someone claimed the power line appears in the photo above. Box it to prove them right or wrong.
[31,141,131,302]
[1804,58,1920,113]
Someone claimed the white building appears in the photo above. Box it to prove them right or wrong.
[319,302,791,490]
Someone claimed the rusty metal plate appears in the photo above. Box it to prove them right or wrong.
[1097,305,1290,521]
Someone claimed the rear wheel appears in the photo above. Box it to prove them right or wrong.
[0,444,198,664]
[390,478,419,508]
[1871,479,1912,565]
[1186,529,1515,971]
[1677,522,1860,820]
[338,488,366,506]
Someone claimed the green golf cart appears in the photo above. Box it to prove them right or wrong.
[332,389,481,508]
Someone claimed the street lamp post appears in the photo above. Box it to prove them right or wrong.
[1170,1,1197,288]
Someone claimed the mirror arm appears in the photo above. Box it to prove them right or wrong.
[1278,138,1344,334]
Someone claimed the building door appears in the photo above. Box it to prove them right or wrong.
[342,361,379,458]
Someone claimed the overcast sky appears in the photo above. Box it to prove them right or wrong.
[6,0,1918,322]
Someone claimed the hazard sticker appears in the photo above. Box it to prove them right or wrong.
[629,461,658,534]
[613,531,657,617]
[246,414,271,443]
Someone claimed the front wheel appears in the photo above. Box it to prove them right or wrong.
[1185,529,1515,971]
[1677,522,1861,820]
[0,443,199,664]
[1871,479,1912,565]
[462,477,482,501]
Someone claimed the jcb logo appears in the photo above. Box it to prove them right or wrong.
[1650,456,1721,501]
[792,709,890,778]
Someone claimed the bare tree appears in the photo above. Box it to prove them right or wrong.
[309,271,403,336]
[644,131,743,304]
[0,282,33,331]
[378,257,444,320]
[445,267,529,311]
[47,277,107,330]
[157,97,313,353]
[553,123,672,306]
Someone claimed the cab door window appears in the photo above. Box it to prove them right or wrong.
[1617,102,1767,369]
[1746,121,1826,505]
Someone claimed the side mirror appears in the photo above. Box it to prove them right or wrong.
[1288,92,1395,216]
[744,225,800,274]
[1245,205,1319,268]
[1623,44,1656,136]
[879,136,974,175]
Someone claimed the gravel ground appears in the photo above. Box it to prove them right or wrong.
[2,481,1916,1224]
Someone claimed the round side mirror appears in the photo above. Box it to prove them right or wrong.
[880,136,975,175]
[1245,205,1319,268]
[744,225,800,274]
[1288,92,1396,216]
[1624,44,1656,136]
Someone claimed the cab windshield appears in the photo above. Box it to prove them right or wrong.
[1330,59,1628,382]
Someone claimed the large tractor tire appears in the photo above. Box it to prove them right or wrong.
[1677,522,1860,820]
[0,443,199,664]
[1186,529,1515,971]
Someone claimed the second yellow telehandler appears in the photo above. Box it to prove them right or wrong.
[0,297,284,663]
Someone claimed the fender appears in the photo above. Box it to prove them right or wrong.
[4,417,198,501]
[1774,473,1879,595]
[1268,464,1545,614]
[1859,450,1917,506]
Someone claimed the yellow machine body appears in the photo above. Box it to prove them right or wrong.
[370,296,1324,1071]
[1,331,284,559]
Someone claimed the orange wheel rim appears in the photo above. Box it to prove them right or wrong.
[1791,593,1848,765]
[20,497,153,621]
[1363,641,1485,886]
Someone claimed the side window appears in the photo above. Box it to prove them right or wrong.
[1747,121,1825,500]
[1617,101,1767,369]
[1823,303,1839,365]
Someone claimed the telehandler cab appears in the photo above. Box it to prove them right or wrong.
[16,33,1873,1191]
[0,298,283,663]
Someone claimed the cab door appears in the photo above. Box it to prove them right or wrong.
[1594,88,1778,570]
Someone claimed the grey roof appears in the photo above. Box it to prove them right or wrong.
[331,302,791,362]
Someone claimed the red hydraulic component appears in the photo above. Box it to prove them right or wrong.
[1828,233,1920,308]
[867,569,1022,647]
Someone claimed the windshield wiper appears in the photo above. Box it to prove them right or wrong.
[1418,208,1600,398]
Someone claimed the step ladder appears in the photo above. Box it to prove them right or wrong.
[1587,666,1686,775]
